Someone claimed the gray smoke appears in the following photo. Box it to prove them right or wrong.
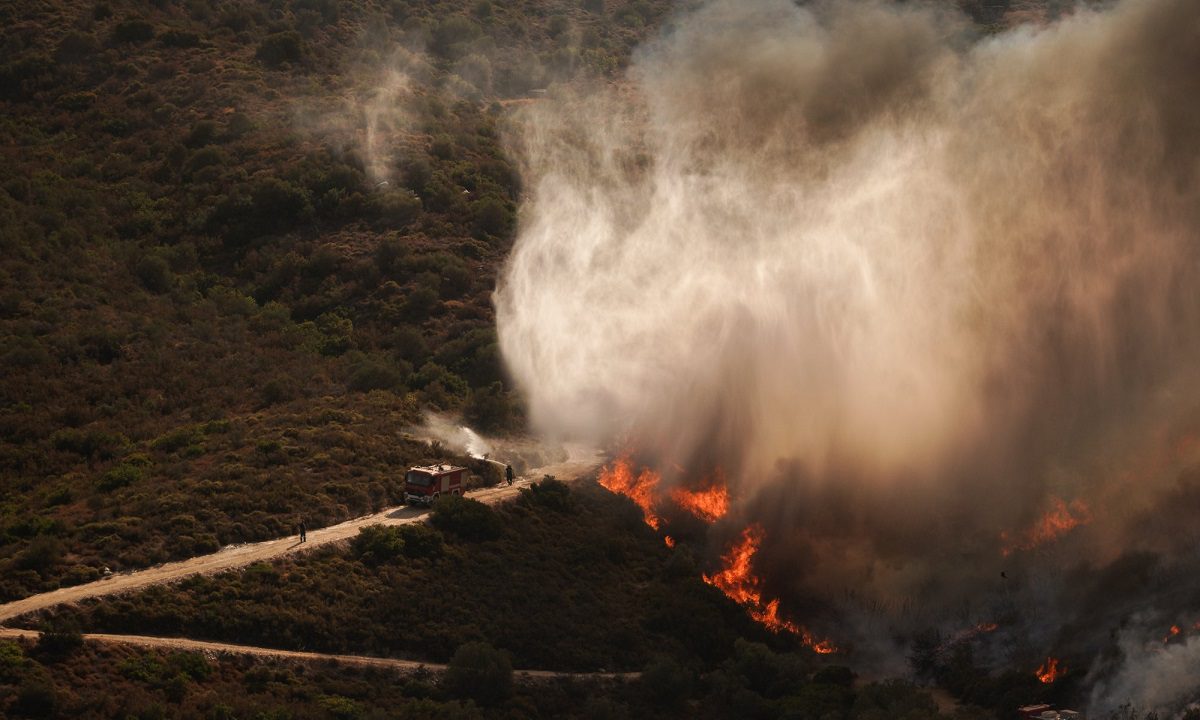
[495,0,1200,710]
[1087,621,1200,717]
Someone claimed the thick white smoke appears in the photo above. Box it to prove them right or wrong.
[498,0,1199,480]
[495,0,1200,709]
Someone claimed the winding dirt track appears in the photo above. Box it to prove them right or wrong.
[0,627,636,681]
[0,450,602,626]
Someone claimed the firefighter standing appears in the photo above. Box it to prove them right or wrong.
[505,465,514,486]
[298,520,306,543]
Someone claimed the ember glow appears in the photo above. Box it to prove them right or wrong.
[704,526,837,653]
[597,456,663,530]
[1001,497,1092,556]
[1036,657,1065,684]
[1163,625,1181,643]
[669,478,730,522]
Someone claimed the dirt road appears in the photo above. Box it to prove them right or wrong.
[0,451,602,624]
[0,627,636,681]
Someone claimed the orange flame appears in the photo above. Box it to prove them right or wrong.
[669,479,730,522]
[704,526,837,654]
[1164,625,1182,643]
[1001,497,1092,556]
[1036,657,1065,683]
[598,457,663,530]
[664,535,676,548]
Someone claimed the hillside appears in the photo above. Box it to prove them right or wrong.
[0,1,1133,719]
[0,0,678,601]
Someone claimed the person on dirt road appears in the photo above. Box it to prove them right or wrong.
[506,465,514,486]
[298,520,306,543]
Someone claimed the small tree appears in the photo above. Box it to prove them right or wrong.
[444,641,512,705]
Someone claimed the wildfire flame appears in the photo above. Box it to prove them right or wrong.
[664,535,675,548]
[669,478,730,522]
[597,456,663,529]
[1036,657,1065,684]
[1001,497,1092,556]
[703,525,837,654]
[598,456,731,529]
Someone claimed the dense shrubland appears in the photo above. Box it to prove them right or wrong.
[9,479,969,720]
[0,0,677,601]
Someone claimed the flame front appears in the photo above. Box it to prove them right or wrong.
[1001,497,1092,556]
[599,456,732,528]
[1164,625,1182,643]
[598,456,663,529]
[1036,657,1065,684]
[669,478,730,522]
[704,526,837,654]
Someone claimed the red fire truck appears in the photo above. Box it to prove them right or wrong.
[404,464,466,506]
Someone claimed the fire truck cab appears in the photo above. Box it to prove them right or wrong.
[404,464,466,506]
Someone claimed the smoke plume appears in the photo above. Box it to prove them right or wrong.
[495,0,1200,710]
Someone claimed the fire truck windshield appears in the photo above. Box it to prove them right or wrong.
[406,471,434,487]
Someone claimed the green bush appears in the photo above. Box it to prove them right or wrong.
[112,19,155,44]
[256,31,305,67]
[184,120,218,148]
[351,524,405,565]
[151,427,201,453]
[208,178,312,244]
[56,32,100,63]
[518,477,574,512]
[160,29,202,48]
[472,195,513,238]
[16,536,63,573]
[368,188,422,227]
[57,91,96,111]
[0,640,28,682]
[35,620,83,660]
[431,16,480,59]
[464,381,515,431]
[412,363,468,401]
[430,496,501,542]
[98,463,145,491]
[13,675,57,716]
[444,641,512,705]
[348,357,409,393]
[640,656,693,708]
[398,523,443,559]
[51,428,126,460]
[135,254,172,293]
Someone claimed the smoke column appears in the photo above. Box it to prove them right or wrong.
[495,0,1200,710]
